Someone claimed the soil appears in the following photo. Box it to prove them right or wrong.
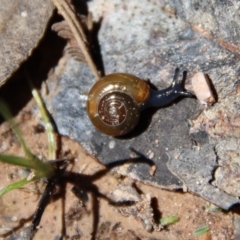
[0,98,235,240]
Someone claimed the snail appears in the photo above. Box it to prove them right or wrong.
[87,68,193,136]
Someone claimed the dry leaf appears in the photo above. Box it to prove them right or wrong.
[52,14,92,63]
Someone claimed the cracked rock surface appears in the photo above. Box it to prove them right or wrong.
[43,0,240,209]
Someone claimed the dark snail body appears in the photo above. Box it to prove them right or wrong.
[87,68,193,136]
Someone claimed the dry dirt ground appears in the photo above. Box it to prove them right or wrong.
[0,98,236,240]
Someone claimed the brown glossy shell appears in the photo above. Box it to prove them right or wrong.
[87,73,150,136]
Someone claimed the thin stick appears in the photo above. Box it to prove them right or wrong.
[51,0,100,80]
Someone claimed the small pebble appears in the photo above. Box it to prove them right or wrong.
[147,149,154,159]
[27,171,35,181]
[21,11,27,17]
[192,72,216,106]
[108,140,116,149]
[11,216,18,222]
[149,165,156,176]
[182,184,188,192]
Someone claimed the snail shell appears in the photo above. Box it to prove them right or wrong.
[87,69,193,136]
[87,73,150,136]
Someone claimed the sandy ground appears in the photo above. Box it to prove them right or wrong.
[0,99,235,240]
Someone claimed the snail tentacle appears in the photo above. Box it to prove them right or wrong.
[141,68,193,109]
[171,68,193,97]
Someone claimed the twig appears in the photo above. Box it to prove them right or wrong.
[51,0,100,80]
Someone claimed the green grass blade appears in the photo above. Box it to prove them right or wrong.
[0,153,55,178]
[0,154,39,170]
[27,76,57,160]
[0,166,57,197]
[0,100,34,160]
[0,178,31,197]
[160,216,179,226]
[194,225,210,236]
[0,100,55,178]
[32,88,57,160]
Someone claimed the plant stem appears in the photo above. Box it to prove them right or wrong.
[51,0,100,80]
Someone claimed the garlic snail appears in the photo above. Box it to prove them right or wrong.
[87,68,193,136]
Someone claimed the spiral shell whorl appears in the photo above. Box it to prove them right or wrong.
[87,73,150,136]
